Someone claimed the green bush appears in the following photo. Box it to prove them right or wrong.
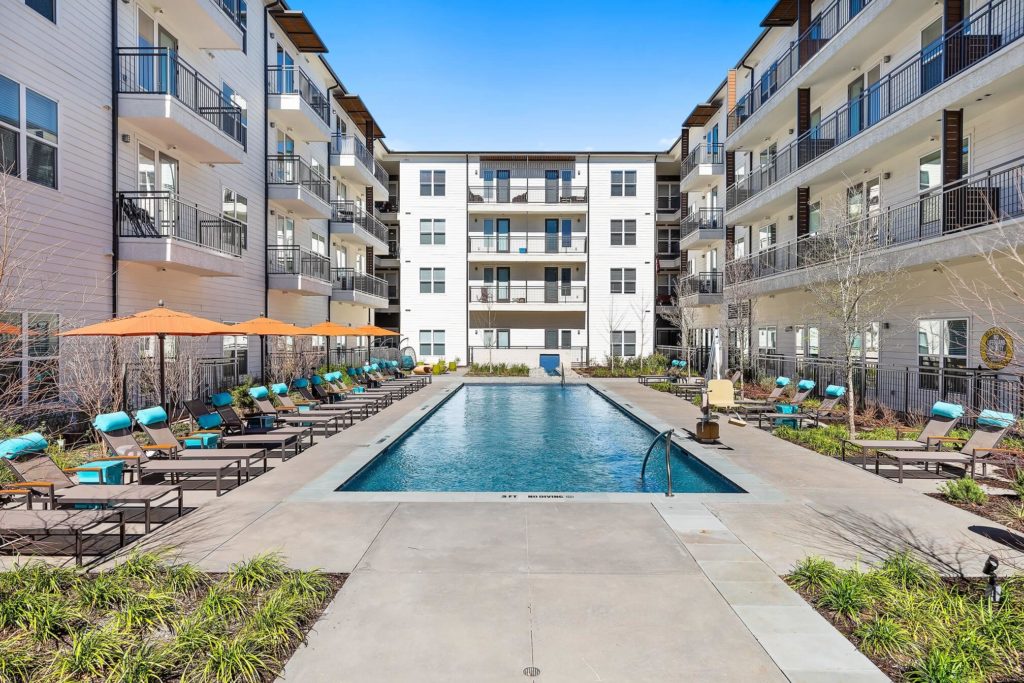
[586,353,669,378]
[467,363,530,377]
[939,478,988,505]
[650,382,672,393]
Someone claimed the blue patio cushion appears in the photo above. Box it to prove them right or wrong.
[363,365,372,372]
[978,409,1016,428]
[271,383,289,396]
[196,413,222,430]
[824,385,846,398]
[211,392,234,407]
[670,360,680,367]
[348,367,357,376]
[311,375,323,385]
[328,372,342,382]
[0,432,47,459]
[248,386,269,400]
[135,406,168,426]
[371,364,380,371]
[796,379,815,392]
[931,401,965,419]
[94,411,132,433]
[294,378,309,388]
[775,377,791,387]
[323,372,335,382]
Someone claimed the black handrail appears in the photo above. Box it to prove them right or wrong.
[117,48,246,148]
[467,234,588,254]
[682,143,725,179]
[679,272,724,296]
[266,65,330,125]
[330,201,388,244]
[266,155,330,204]
[212,0,247,30]
[469,285,587,304]
[117,191,243,257]
[267,244,330,281]
[680,208,725,236]
[331,267,388,298]
[467,184,588,204]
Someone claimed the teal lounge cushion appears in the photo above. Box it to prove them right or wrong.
[294,378,309,389]
[775,377,791,387]
[211,392,234,407]
[824,385,846,398]
[330,372,343,382]
[248,386,269,400]
[978,409,1016,428]
[931,401,964,420]
[196,413,222,430]
[311,375,323,385]
[0,432,47,459]
[271,383,289,396]
[797,379,815,392]
[135,406,168,426]
[94,411,132,433]
[348,368,357,376]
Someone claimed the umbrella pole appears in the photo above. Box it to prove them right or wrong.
[158,333,166,410]
[260,335,266,381]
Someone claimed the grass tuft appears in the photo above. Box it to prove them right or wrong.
[228,553,288,593]
[789,556,841,594]
[939,478,988,505]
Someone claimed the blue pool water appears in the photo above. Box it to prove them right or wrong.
[338,385,741,493]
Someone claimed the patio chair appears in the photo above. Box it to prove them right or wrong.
[133,406,269,480]
[247,387,344,436]
[92,411,244,497]
[366,365,414,396]
[747,379,815,419]
[313,375,385,414]
[879,410,1018,483]
[0,508,125,565]
[769,385,846,429]
[184,398,308,459]
[268,384,356,425]
[840,401,965,471]
[738,376,790,406]
[705,380,737,410]
[2,449,182,534]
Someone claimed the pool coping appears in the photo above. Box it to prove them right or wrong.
[288,379,782,504]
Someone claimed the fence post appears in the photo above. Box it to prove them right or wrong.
[903,368,910,417]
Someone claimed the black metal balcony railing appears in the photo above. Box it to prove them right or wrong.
[679,272,724,297]
[728,155,1024,286]
[681,143,725,179]
[331,134,373,170]
[212,0,247,30]
[469,285,587,305]
[467,184,588,205]
[386,241,400,257]
[117,48,246,148]
[467,234,588,254]
[330,200,389,244]
[727,0,874,135]
[117,191,244,257]
[658,241,681,256]
[374,160,389,188]
[376,199,400,214]
[680,208,725,236]
[267,244,329,281]
[266,65,330,125]
[657,196,681,213]
[267,155,330,204]
[331,268,388,299]
[727,0,1024,211]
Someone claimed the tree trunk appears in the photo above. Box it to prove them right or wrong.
[846,360,857,436]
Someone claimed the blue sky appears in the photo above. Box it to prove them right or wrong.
[304,0,769,152]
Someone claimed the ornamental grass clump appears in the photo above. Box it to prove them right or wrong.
[939,478,989,505]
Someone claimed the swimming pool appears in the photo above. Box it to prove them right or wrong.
[338,385,741,493]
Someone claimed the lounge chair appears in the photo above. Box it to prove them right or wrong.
[0,509,125,565]
[184,398,307,459]
[706,380,737,411]
[310,376,385,414]
[768,385,846,429]
[878,410,1018,483]
[133,406,269,480]
[248,387,346,434]
[840,401,964,471]
[271,382,364,420]
[738,376,791,406]
[2,450,182,534]
[373,361,426,388]
[93,412,244,496]
[749,380,815,421]
[366,365,415,396]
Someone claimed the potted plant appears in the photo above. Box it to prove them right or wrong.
[449,357,458,372]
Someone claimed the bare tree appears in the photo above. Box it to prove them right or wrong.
[659,274,697,365]
[630,287,652,373]
[469,282,498,366]
[724,258,759,395]
[603,298,628,371]
[60,336,134,439]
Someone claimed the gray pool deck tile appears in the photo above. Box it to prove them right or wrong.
[712,579,811,608]
[697,558,782,582]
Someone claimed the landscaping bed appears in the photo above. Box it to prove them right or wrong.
[788,552,1024,682]
[466,362,529,377]
[928,472,1024,535]
[0,551,342,682]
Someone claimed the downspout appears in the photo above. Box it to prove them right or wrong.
[585,154,590,366]
[326,85,335,325]
[262,3,277,379]
[464,153,469,365]
[110,0,119,318]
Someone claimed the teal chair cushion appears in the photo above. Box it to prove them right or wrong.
[211,392,234,407]
[931,401,964,419]
[94,411,132,433]
[196,413,222,430]
[775,377,791,387]
[135,406,168,426]
[271,383,289,396]
[978,409,1015,428]
[248,386,269,400]
[796,379,815,391]
[294,378,309,388]
[824,385,846,398]
[0,432,48,459]
[311,375,323,385]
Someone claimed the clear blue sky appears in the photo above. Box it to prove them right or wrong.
[303,0,769,152]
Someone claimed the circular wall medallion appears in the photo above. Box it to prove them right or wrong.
[980,327,1014,370]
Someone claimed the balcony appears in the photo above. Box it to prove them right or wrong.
[680,144,725,191]
[727,156,1024,294]
[117,191,244,277]
[329,201,389,253]
[377,242,400,269]
[656,249,682,271]
[331,268,388,308]
[726,0,877,137]
[656,197,682,223]
[467,234,587,262]
[267,155,331,218]
[117,48,246,164]
[677,272,724,306]
[330,135,388,196]
[376,198,400,219]
[679,208,726,250]
[467,183,588,213]
[468,284,587,311]
[266,65,331,141]
[155,0,246,51]
[268,245,331,296]
[727,0,1024,219]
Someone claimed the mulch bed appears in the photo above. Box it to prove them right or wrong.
[927,492,1024,534]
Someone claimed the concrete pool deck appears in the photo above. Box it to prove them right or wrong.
[90,376,1019,681]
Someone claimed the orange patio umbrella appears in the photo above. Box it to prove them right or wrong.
[346,324,400,337]
[304,321,358,368]
[232,315,316,380]
[59,303,235,408]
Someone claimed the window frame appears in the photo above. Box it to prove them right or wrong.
[610,219,637,246]
[0,75,59,190]
[419,170,445,196]
[610,267,637,294]
[419,267,445,294]
[610,170,637,197]
[611,330,637,357]
[25,0,56,23]
[419,218,446,245]
[222,187,249,249]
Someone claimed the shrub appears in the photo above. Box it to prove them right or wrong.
[939,478,988,505]
[0,635,36,683]
[650,382,672,393]
[467,363,530,377]
[855,616,916,659]
[229,553,288,593]
[817,570,879,620]
[789,556,840,593]
[881,551,941,591]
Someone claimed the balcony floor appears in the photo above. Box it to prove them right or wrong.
[119,238,243,277]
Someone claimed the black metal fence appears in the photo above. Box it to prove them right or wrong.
[331,268,388,298]
[467,184,588,204]
[124,356,243,412]
[118,191,244,257]
[267,245,330,281]
[679,272,724,296]
[680,208,724,236]
[266,155,330,204]
[467,234,588,254]
[469,285,587,305]
[266,65,330,124]
[682,143,724,178]
[330,134,375,173]
[330,200,388,243]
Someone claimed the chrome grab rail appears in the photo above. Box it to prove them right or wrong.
[640,429,675,497]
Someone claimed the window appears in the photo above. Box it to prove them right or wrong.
[0,311,59,407]
[311,232,327,256]
[610,219,637,246]
[221,82,247,139]
[734,235,746,258]
[222,188,248,249]
[610,268,636,294]
[757,326,777,354]
[611,331,637,357]
[0,76,58,189]
[657,182,679,211]
[795,326,820,358]
[275,216,294,245]
[25,0,55,22]
[223,335,248,373]
[419,219,445,245]
[758,224,776,250]
[611,170,637,197]
[419,170,445,196]
[419,330,445,356]
[483,329,511,348]
[918,318,968,392]
[808,202,821,234]
[852,322,880,362]
[419,268,445,294]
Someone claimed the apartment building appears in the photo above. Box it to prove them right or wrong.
[0,0,390,402]
[394,152,657,368]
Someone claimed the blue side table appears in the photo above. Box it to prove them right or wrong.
[75,460,124,508]
[183,433,219,449]
[774,404,800,429]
